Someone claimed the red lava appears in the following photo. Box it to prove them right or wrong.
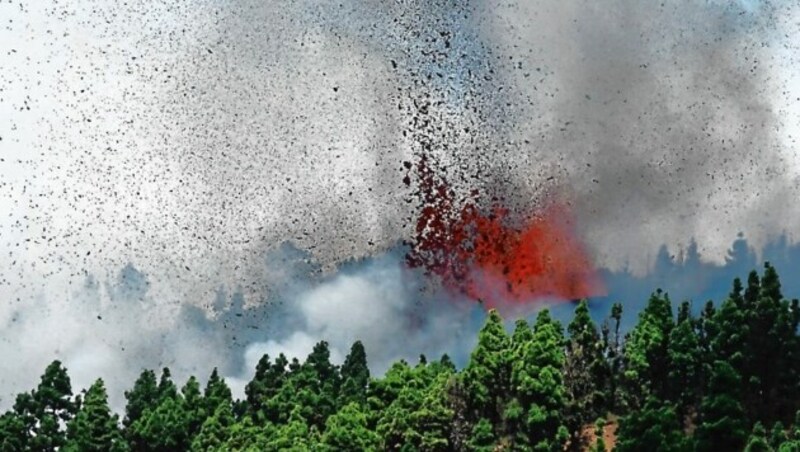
[405,155,605,307]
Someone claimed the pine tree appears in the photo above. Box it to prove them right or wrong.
[13,360,76,451]
[411,373,454,451]
[375,362,453,451]
[622,290,674,407]
[564,300,607,447]
[245,353,288,423]
[267,406,316,451]
[124,369,159,429]
[368,360,414,415]
[375,375,419,449]
[462,309,511,431]
[265,341,340,431]
[507,318,534,444]
[667,301,702,424]
[744,422,771,452]
[511,318,533,357]
[695,360,748,452]
[467,418,496,452]
[128,394,190,451]
[710,294,747,371]
[740,263,797,424]
[602,302,624,413]
[181,376,206,439]
[190,402,234,451]
[223,416,274,450]
[511,309,568,450]
[157,368,178,400]
[615,398,689,452]
[64,379,127,451]
[340,341,370,406]
[302,341,340,430]
[203,368,232,414]
[771,421,788,450]
[591,418,606,452]
[745,270,761,307]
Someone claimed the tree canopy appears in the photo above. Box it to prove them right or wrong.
[2,263,799,451]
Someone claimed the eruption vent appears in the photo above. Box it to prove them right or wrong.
[405,155,605,307]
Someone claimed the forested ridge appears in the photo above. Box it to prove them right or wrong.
[3,263,800,451]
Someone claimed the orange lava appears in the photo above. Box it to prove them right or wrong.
[405,155,605,307]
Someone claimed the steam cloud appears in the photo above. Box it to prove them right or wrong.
[2,0,800,407]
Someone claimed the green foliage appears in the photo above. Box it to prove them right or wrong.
[298,341,341,430]
[602,302,624,413]
[223,416,274,450]
[622,290,674,407]
[13,360,76,451]
[181,376,206,439]
[124,369,159,429]
[0,411,27,451]
[616,398,690,452]
[511,318,534,358]
[245,353,288,422]
[339,341,370,407]
[266,407,318,451]
[745,422,771,452]
[375,362,454,450]
[5,265,800,450]
[667,301,702,422]
[772,422,789,450]
[511,309,567,450]
[462,308,511,428]
[203,368,232,414]
[564,300,608,443]
[64,379,127,452]
[467,418,496,452]
[695,360,748,452]
[128,393,190,451]
[592,418,606,452]
[157,368,178,400]
[321,402,379,451]
[190,402,234,451]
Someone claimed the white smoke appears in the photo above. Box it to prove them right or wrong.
[244,255,477,371]
[226,252,481,400]
[0,273,230,411]
[0,249,483,412]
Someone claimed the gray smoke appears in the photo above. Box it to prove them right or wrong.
[489,0,800,272]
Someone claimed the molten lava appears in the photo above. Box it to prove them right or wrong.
[405,155,605,307]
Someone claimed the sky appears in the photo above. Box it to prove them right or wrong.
[2,0,800,407]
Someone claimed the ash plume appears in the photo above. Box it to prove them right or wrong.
[3,0,798,299]
[487,0,800,272]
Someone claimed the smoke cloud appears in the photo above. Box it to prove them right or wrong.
[0,246,483,411]
[485,0,800,272]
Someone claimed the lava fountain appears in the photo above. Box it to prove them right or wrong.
[405,154,605,308]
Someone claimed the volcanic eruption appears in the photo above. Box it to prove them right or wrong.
[404,151,605,308]
[391,1,605,308]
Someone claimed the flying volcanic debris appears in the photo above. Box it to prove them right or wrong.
[404,152,605,307]
[391,1,604,307]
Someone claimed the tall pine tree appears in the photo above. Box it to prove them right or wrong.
[64,379,126,452]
